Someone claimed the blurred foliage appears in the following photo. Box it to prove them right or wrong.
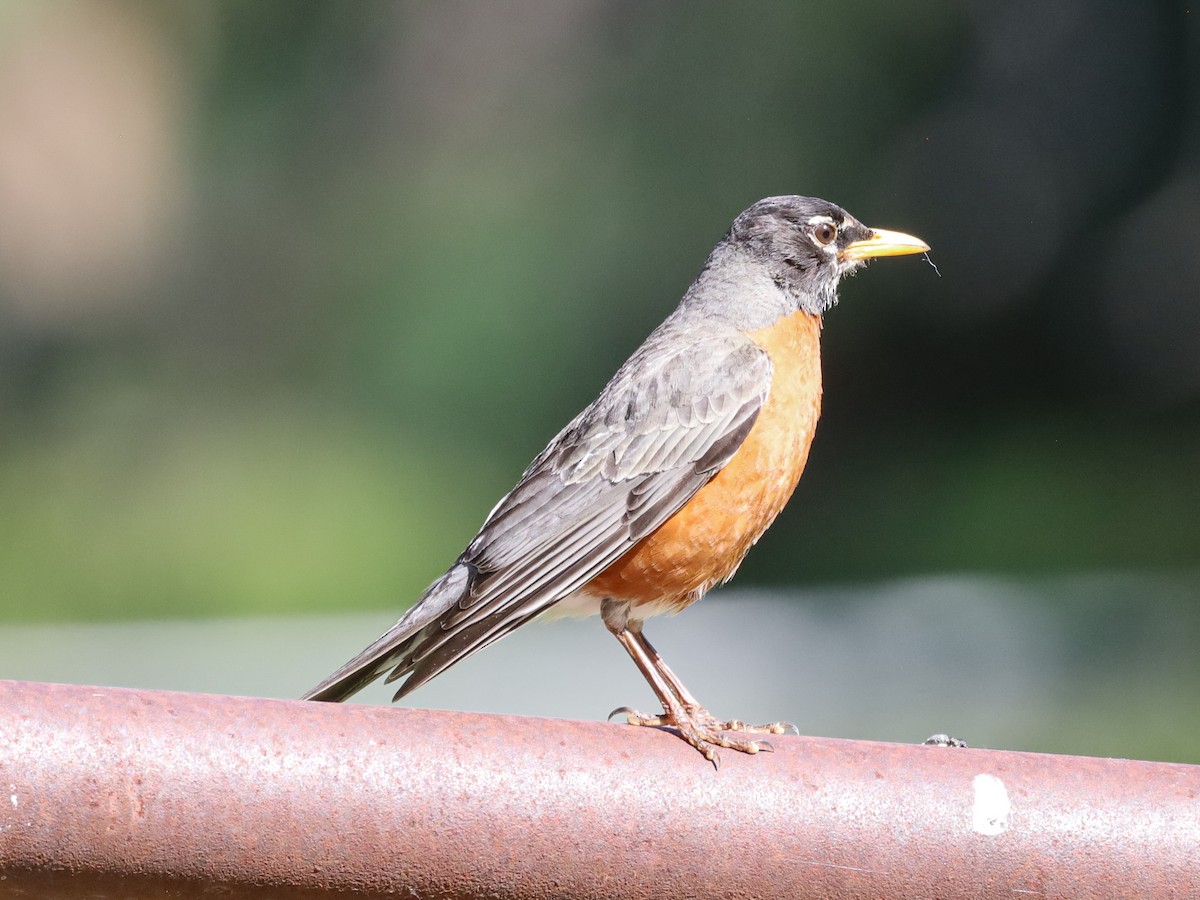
[0,0,1197,626]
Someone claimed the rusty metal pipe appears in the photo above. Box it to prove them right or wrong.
[1,679,1198,898]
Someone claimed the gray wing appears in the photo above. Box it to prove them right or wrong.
[303,326,772,703]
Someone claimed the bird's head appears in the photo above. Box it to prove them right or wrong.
[726,195,929,315]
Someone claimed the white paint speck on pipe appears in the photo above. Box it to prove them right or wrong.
[972,773,1011,835]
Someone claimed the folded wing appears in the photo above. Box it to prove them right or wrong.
[303,327,772,702]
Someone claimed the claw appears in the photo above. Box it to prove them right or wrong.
[607,706,637,723]
[776,721,800,736]
[753,740,774,753]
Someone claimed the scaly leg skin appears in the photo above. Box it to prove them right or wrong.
[629,629,798,737]
[600,600,787,767]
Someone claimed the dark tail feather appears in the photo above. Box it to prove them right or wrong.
[301,565,471,703]
[303,651,398,702]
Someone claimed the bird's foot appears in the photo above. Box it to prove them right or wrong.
[698,712,799,737]
[608,705,787,767]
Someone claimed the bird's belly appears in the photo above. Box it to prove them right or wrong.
[581,310,823,616]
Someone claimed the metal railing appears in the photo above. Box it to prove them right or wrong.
[1,679,1197,898]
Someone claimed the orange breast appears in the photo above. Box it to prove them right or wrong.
[586,310,823,613]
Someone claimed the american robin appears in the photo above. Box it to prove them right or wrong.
[304,196,928,763]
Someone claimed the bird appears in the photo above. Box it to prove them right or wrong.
[303,195,929,764]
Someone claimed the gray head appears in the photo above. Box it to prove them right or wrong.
[694,195,929,320]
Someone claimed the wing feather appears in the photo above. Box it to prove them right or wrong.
[303,324,773,703]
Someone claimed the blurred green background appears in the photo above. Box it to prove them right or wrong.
[0,1,1197,761]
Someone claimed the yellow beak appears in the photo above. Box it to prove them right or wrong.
[841,227,930,261]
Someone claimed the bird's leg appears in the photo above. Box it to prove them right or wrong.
[627,627,703,709]
[600,599,777,763]
[628,627,795,738]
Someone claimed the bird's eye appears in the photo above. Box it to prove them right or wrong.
[813,222,838,245]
